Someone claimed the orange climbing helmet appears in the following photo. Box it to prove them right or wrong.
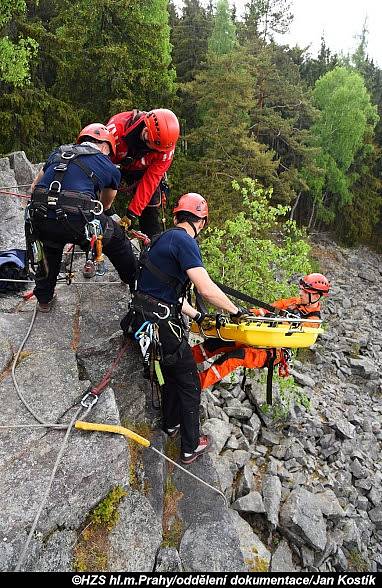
[300,273,330,296]
[144,109,180,152]
[77,123,117,157]
[173,193,209,222]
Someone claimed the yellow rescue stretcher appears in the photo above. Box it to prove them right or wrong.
[191,316,322,349]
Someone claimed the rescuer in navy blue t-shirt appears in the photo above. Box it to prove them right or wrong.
[39,145,121,196]
[29,123,137,311]
[122,193,245,465]
[138,228,204,305]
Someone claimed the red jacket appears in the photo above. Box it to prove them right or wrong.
[106,111,176,216]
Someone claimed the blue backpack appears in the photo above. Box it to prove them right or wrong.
[0,249,29,293]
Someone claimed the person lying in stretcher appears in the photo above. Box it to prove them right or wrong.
[192,273,330,390]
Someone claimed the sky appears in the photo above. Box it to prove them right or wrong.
[174,0,382,66]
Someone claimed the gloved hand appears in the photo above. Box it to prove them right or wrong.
[229,306,248,323]
[216,313,229,329]
[121,209,139,230]
[250,307,267,317]
[194,310,207,325]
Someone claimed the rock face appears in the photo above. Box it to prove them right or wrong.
[0,156,26,249]
[1,153,382,572]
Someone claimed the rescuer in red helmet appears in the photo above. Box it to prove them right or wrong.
[106,108,180,238]
[121,192,246,465]
[192,273,331,390]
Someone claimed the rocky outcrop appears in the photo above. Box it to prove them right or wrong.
[1,152,382,572]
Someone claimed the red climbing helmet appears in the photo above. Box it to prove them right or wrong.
[173,193,209,223]
[300,273,330,296]
[144,109,180,152]
[77,123,117,157]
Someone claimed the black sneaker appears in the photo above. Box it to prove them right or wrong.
[164,424,180,439]
[38,294,57,313]
[181,435,212,465]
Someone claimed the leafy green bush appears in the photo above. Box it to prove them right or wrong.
[200,178,312,302]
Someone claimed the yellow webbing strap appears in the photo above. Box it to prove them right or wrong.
[75,421,151,447]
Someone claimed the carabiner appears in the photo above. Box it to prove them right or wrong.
[153,303,170,320]
[92,200,104,215]
[134,320,152,340]
[48,180,61,193]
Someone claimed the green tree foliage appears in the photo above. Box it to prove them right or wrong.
[170,0,212,83]
[336,138,382,246]
[0,87,81,161]
[245,41,319,205]
[306,67,378,227]
[0,1,79,159]
[208,0,236,56]
[0,0,176,159]
[299,36,339,87]
[169,0,212,129]
[242,0,293,42]
[0,0,37,86]
[53,0,175,119]
[175,47,278,221]
[200,178,312,300]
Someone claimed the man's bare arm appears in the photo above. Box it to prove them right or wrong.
[100,188,117,211]
[186,267,238,314]
[30,169,44,192]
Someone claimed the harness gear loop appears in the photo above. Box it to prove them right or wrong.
[48,180,62,193]
[91,200,104,215]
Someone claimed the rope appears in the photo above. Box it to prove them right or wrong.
[75,421,227,507]
[11,302,47,423]
[15,405,87,572]
[150,446,227,507]
[0,278,122,285]
[0,423,68,430]
[6,299,93,571]
[0,184,32,190]
[5,289,228,570]
[0,190,31,199]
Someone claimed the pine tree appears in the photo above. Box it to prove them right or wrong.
[170,0,212,83]
[299,36,339,87]
[241,0,293,42]
[175,47,278,220]
[246,42,319,206]
[208,0,237,56]
[53,0,176,119]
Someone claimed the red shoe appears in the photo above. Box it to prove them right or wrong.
[181,435,212,465]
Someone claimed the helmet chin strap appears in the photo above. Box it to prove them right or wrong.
[187,221,198,238]
[308,291,322,304]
